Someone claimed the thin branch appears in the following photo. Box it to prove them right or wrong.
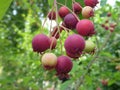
[54,0,63,54]
[42,6,55,28]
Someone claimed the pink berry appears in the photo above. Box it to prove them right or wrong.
[58,6,69,18]
[84,0,99,8]
[76,19,95,36]
[72,2,82,14]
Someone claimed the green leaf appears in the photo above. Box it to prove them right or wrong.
[0,0,13,20]
[48,0,54,8]
[76,0,84,7]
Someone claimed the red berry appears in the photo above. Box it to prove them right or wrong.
[48,11,56,20]
[32,34,50,53]
[64,13,78,29]
[64,34,85,54]
[104,26,109,30]
[50,37,57,49]
[101,79,108,86]
[58,6,69,18]
[51,26,63,39]
[110,23,117,28]
[82,6,94,18]
[84,0,99,8]
[105,20,109,23]
[107,12,112,17]
[56,55,73,74]
[76,19,95,36]
[96,87,101,90]
[101,24,105,28]
[109,27,114,32]
[72,2,82,14]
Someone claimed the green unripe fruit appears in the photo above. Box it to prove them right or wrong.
[84,40,95,52]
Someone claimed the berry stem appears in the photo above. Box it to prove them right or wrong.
[54,0,63,54]
[60,25,70,36]
[49,28,60,51]
[65,0,67,6]
[42,6,55,28]
[49,8,56,52]
[72,0,75,13]
[50,19,53,37]
[57,2,80,21]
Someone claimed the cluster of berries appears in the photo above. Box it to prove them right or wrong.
[32,0,98,81]
[101,12,117,32]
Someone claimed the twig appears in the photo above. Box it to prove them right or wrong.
[54,0,63,54]
[42,6,55,28]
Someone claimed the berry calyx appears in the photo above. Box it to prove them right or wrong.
[66,51,82,59]
[56,73,70,82]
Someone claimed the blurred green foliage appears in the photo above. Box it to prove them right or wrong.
[0,0,120,90]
